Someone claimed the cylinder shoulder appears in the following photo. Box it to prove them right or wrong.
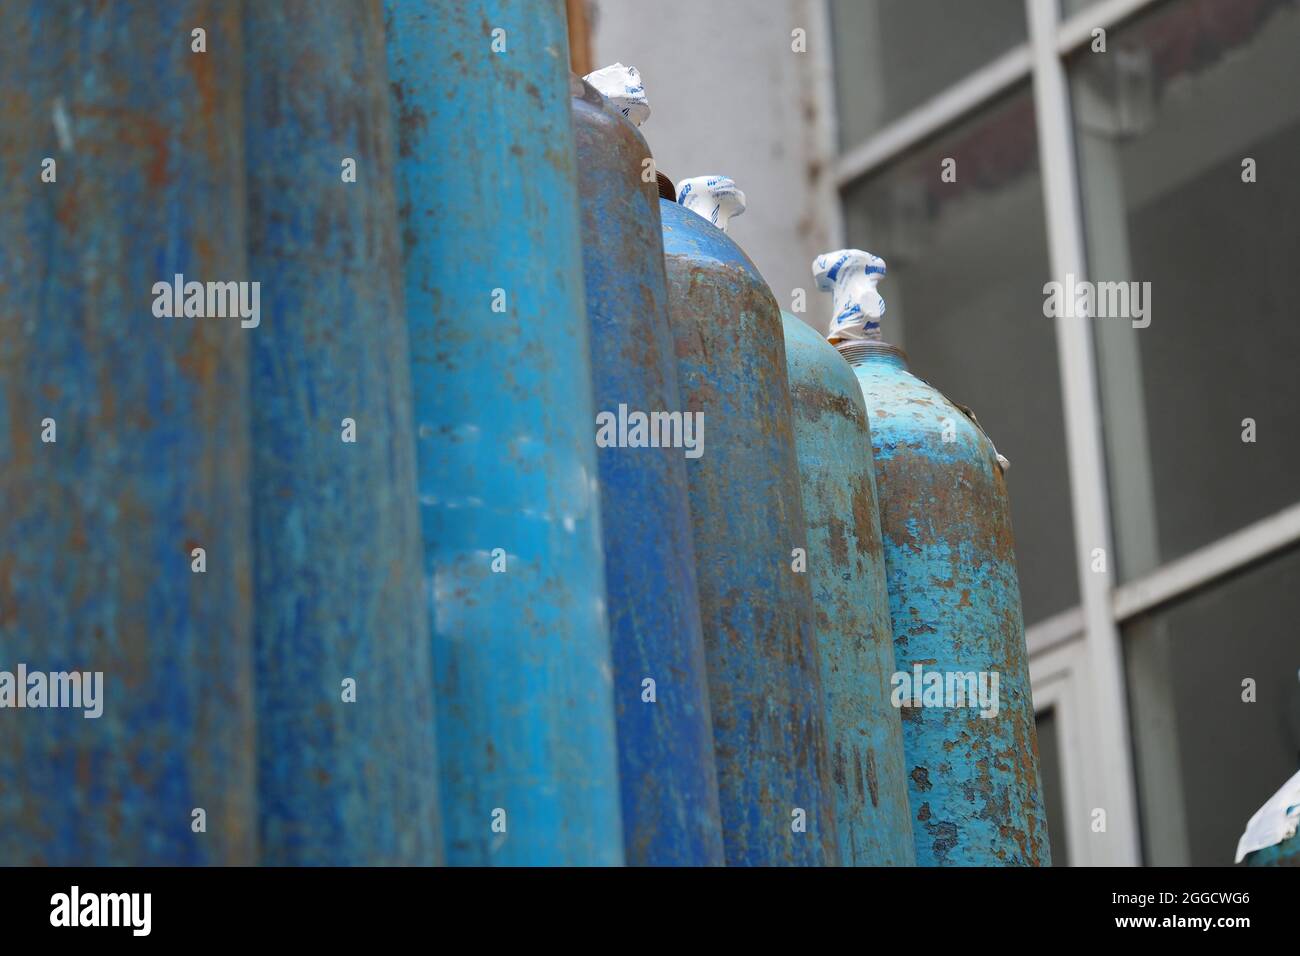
[659,198,766,284]
[783,313,869,415]
[572,80,653,157]
[851,361,1001,472]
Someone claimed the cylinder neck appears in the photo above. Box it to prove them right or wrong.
[583,62,650,127]
[656,171,676,201]
[836,340,909,370]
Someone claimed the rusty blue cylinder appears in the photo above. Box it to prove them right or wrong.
[244,1,442,865]
[385,0,623,865]
[817,249,1048,866]
[660,180,838,865]
[845,344,1047,866]
[780,311,915,866]
[0,1,255,864]
[572,79,724,866]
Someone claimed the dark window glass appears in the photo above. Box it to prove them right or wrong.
[1124,546,1300,866]
[830,0,1028,149]
[842,86,1078,625]
[1070,0,1300,579]
[1036,706,1072,866]
[1061,0,1102,16]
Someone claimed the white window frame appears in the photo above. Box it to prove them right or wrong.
[832,0,1300,865]
[1029,639,1093,865]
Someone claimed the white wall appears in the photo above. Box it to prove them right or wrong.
[589,0,843,329]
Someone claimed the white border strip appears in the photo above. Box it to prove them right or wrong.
[1029,645,1093,865]
[1114,501,1300,620]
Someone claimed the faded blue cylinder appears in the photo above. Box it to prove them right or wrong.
[659,185,838,866]
[244,1,442,865]
[821,248,1048,865]
[781,312,915,867]
[0,1,255,864]
[385,0,623,865]
[573,81,724,866]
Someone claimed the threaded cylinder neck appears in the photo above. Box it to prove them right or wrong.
[656,171,676,201]
[835,340,908,367]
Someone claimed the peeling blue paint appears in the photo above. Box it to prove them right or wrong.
[1247,833,1300,865]
[845,344,1049,866]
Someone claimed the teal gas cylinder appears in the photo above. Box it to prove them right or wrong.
[780,311,915,866]
[659,177,839,865]
[815,248,1049,866]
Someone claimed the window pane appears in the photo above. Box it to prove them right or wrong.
[830,0,1028,150]
[841,86,1078,626]
[1124,545,1300,866]
[1035,707,1071,866]
[1070,0,1300,579]
[1061,0,1101,16]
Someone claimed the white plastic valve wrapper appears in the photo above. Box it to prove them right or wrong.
[1234,767,1300,862]
[812,248,887,344]
[584,63,650,128]
[676,176,746,234]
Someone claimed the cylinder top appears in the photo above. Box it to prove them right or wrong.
[677,175,746,234]
[659,188,769,294]
[583,63,669,198]
[782,309,872,405]
[584,62,650,127]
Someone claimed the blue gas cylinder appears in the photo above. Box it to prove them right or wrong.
[244,0,442,865]
[659,176,839,865]
[384,0,623,865]
[1240,769,1300,866]
[575,68,723,866]
[815,248,1049,866]
[1247,836,1300,865]
[781,310,915,866]
[0,0,255,864]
